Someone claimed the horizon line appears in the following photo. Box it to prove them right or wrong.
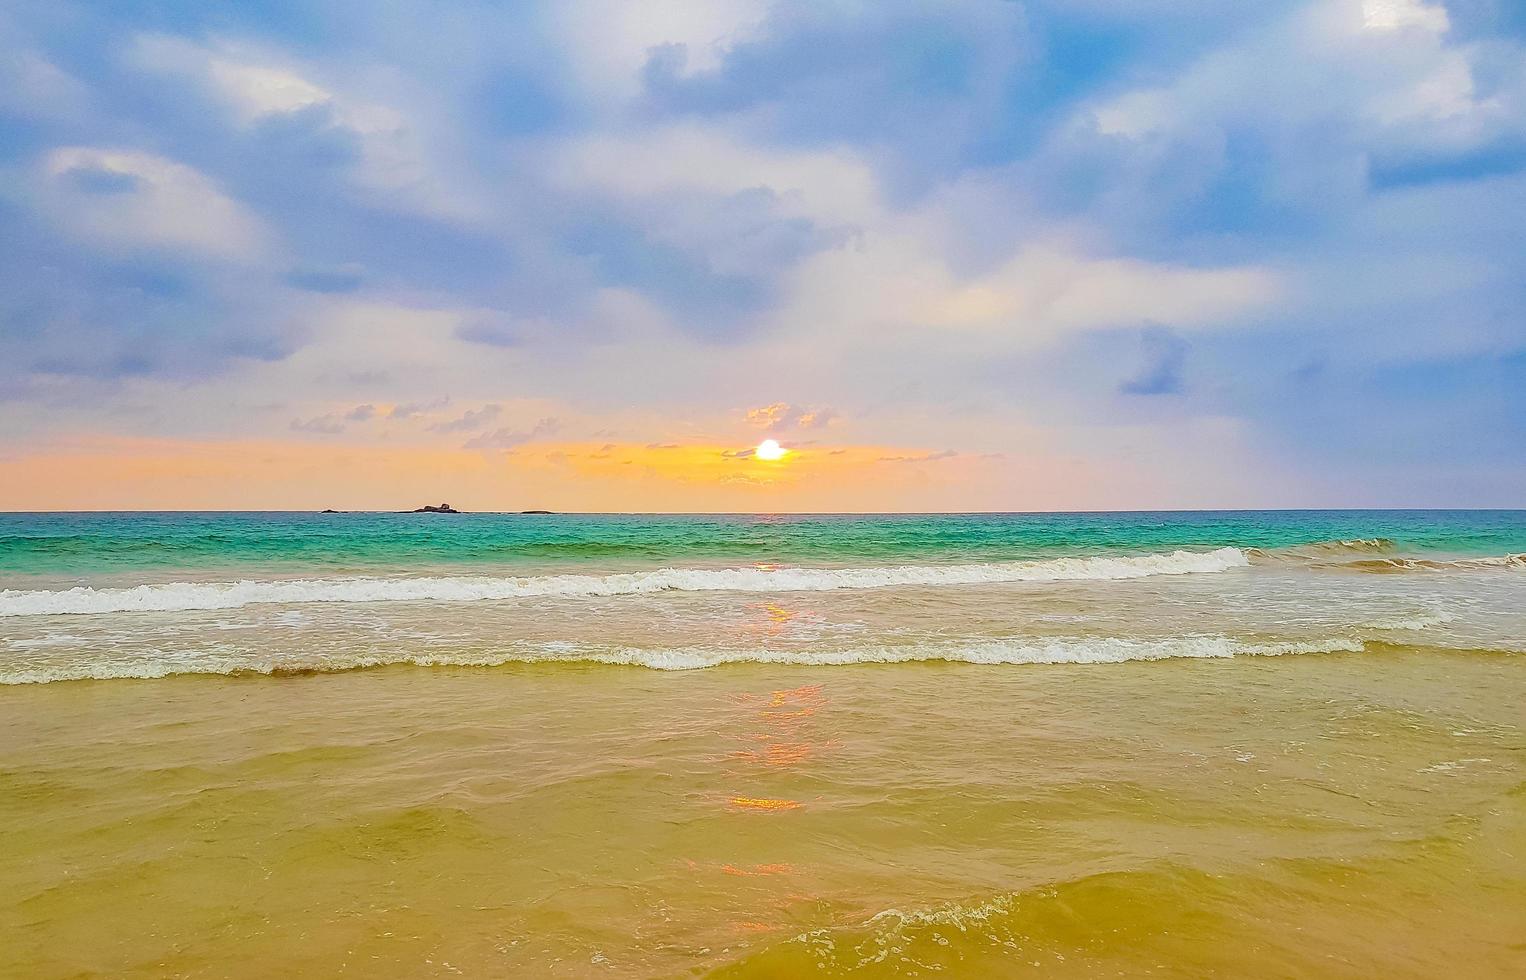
[4,507,1524,516]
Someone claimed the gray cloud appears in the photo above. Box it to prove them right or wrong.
[877,449,958,463]
[1119,327,1187,396]
[390,397,450,420]
[431,404,502,433]
[287,265,366,294]
[290,414,344,434]
[464,417,561,449]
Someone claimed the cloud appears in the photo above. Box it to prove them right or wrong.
[35,148,269,259]
[744,402,790,427]
[0,49,89,122]
[431,403,502,433]
[550,0,768,101]
[1361,0,1448,33]
[287,264,365,294]
[390,397,451,420]
[345,403,376,422]
[0,213,298,385]
[795,408,835,429]
[127,33,473,220]
[553,121,882,227]
[921,246,1279,336]
[769,232,1280,366]
[464,417,561,449]
[877,449,958,463]
[290,414,344,434]
[62,167,142,194]
[1119,327,1188,396]
[744,402,838,431]
[456,313,529,347]
[127,35,332,123]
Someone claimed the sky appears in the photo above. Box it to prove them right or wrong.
[1,0,1523,511]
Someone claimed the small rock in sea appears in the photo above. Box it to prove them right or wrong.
[412,502,462,514]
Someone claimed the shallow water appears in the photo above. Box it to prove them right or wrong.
[1,512,1523,976]
[3,654,1522,977]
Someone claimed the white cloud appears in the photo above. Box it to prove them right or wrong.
[549,0,767,100]
[206,59,332,122]
[128,34,471,220]
[1092,90,1172,138]
[555,115,1279,358]
[1361,0,1448,34]
[0,50,89,121]
[551,122,882,227]
[775,233,1278,351]
[1076,0,1521,167]
[38,147,268,259]
[926,247,1279,335]
[131,34,332,123]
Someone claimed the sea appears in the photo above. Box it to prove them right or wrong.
[1,510,1523,977]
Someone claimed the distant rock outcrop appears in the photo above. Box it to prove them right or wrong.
[412,503,462,514]
[520,510,554,515]
[320,509,341,514]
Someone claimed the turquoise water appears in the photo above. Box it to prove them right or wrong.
[1,509,1523,683]
[4,510,1525,578]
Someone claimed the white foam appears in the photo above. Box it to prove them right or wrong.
[1359,610,1457,631]
[0,548,1249,617]
[0,633,1362,684]
[577,635,1363,670]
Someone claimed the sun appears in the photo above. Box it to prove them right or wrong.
[755,439,788,461]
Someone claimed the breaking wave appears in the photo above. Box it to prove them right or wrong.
[1248,539,1525,572]
[0,633,1365,684]
[1358,610,1457,631]
[1246,538,1397,561]
[0,548,1249,617]
[1338,554,1526,572]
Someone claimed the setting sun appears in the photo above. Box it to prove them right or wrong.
[755,439,788,461]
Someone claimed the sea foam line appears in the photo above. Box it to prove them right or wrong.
[0,548,1248,617]
[0,633,1361,684]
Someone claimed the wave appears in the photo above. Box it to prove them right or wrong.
[0,634,1366,684]
[0,548,1249,617]
[1248,539,1525,572]
[551,635,1365,671]
[1246,538,1396,562]
[723,859,1367,974]
[1309,537,1398,553]
[1338,554,1526,572]
[1359,610,1457,631]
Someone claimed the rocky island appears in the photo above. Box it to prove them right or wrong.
[411,503,462,514]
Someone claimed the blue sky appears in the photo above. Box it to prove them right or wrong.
[0,0,1523,509]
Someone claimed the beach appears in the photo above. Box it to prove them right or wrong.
[8,0,1522,972]
[2,511,1524,976]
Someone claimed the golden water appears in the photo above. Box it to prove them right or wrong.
[3,648,1522,977]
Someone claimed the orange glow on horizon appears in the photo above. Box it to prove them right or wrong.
[0,434,1118,512]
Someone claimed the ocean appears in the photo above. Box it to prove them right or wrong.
[2,511,1523,976]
